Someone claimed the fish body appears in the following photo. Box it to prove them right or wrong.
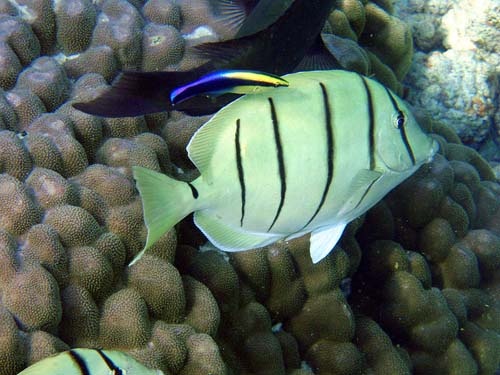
[72,0,336,117]
[17,349,163,375]
[131,70,438,265]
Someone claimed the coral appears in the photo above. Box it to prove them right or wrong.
[54,0,96,55]
[141,23,185,71]
[2,265,62,332]
[324,0,414,95]
[142,0,182,29]
[395,0,500,149]
[0,1,499,375]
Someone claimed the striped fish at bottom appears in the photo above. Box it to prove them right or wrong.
[131,70,438,265]
[16,349,164,375]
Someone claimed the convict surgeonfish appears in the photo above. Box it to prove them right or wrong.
[17,348,164,375]
[72,0,336,117]
[130,69,438,265]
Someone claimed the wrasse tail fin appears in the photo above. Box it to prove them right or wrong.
[194,210,281,251]
[72,69,203,117]
[130,166,198,266]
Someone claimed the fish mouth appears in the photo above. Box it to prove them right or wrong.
[384,138,439,174]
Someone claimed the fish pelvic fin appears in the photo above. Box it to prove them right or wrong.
[130,166,200,266]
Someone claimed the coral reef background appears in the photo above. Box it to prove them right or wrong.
[0,0,499,374]
[394,0,500,157]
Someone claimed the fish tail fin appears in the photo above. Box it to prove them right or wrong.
[130,166,199,266]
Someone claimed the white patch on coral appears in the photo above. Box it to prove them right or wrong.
[441,0,491,51]
[53,52,80,64]
[301,361,313,372]
[272,322,283,333]
[149,35,165,47]
[7,0,36,21]
[183,26,216,41]
[199,241,230,262]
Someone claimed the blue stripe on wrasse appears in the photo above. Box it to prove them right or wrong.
[170,70,288,106]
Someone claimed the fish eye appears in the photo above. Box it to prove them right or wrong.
[393,111,405,129]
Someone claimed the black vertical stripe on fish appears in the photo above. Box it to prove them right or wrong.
[68,350,90,375]
[354,176,380,210]
[187,182,199,199]
[96,349,123,375]
[268,97,286,232]
[235,119,246,227]
[360,76,375,170]
[384,87,416,166]
[301,82,334,229]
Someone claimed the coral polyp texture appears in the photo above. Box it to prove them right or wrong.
[394,0,500,153]
[0,0,499,374]
[323,0,414,96]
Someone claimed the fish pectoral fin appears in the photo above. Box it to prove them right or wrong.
[194,210,281,251]
[337,169,382,217]
[309,223,347,264]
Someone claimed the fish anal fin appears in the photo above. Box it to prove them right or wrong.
[194,210,281,251]
[309,223,347,264]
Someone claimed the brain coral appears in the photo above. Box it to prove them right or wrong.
[0,1,499,375]
[323,0,414,96]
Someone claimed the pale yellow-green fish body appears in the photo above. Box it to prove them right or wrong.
[17,349,164,375]
[132,70,438,265]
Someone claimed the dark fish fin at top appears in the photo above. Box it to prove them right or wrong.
[193,34,258,68]
[72,68,206,117]
[320,33,371,75]
[211,0,258,34]
[235,0,294,37]
[294,36,340,72]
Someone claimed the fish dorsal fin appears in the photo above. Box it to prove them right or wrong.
[187,99,244,179]
[338,169,382,217]
[309,223,347,263]
[194,210,281,251]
